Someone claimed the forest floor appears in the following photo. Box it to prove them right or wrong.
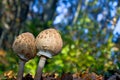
[2,69,120,80]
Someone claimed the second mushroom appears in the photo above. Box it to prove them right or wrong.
[12,32,36,80]
[34,28,63,80]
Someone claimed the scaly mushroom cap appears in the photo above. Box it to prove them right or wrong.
[36,28,63,56]
[12,32,36,61]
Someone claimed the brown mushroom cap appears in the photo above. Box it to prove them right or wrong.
[12,32,36,61]
[35,28,63,56]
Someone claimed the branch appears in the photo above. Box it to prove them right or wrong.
[72,1,81,25]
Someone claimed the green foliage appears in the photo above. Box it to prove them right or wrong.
[43,34,115,75]
[25,58,38,75]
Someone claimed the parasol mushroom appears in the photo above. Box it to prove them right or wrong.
[34,28,63,80]
[12,32,36,80]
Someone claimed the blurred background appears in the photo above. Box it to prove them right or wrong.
[0,0,120,78]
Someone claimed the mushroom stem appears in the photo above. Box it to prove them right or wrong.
[34,56,47,80]
[17,60,26,80]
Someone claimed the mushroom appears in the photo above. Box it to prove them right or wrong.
[12,32,36,80]
[34,28,63,80]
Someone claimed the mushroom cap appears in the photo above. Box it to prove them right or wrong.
[35,28,63,56]
[12,32,36,61]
